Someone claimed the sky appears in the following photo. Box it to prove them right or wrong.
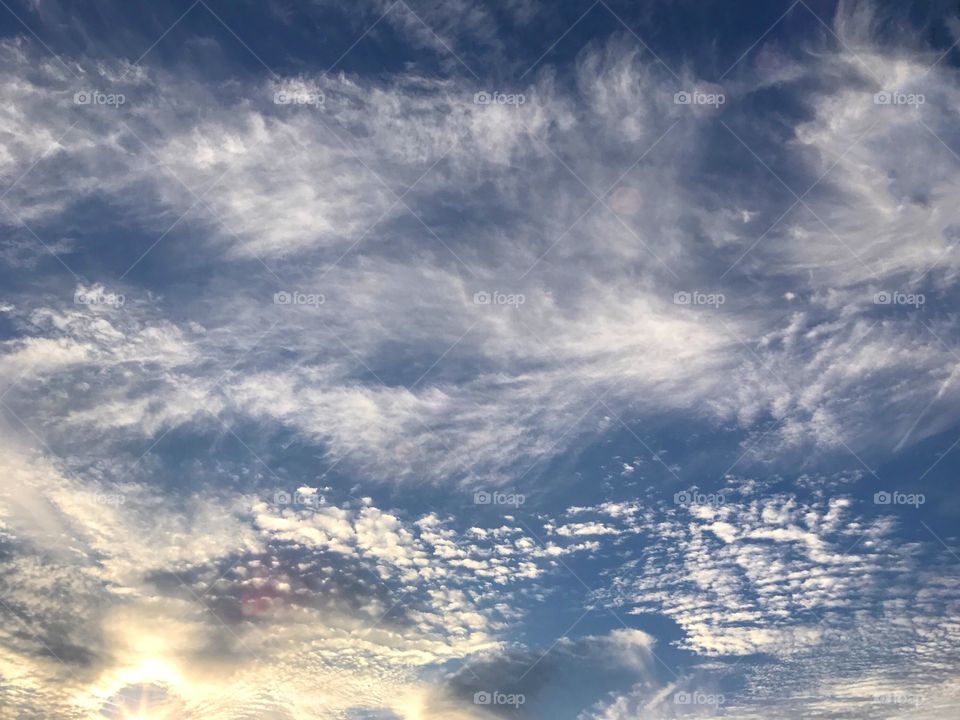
[1,0,960,717]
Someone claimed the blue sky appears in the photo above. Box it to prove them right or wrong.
[1,0,960,717]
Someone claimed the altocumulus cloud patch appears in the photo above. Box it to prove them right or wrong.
[1,0,960,718]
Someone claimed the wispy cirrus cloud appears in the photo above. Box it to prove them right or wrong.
[2,0,960,717]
